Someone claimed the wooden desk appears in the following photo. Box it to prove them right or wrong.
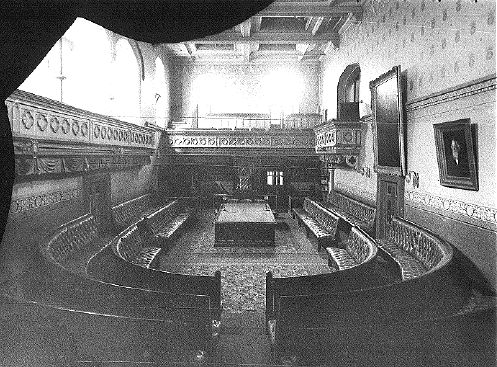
[215,202,276,247]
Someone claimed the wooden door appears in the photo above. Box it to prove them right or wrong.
[376,174,404,238]
[85,173,113,234]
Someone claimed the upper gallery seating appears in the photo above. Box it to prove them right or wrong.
[266,216,473,364]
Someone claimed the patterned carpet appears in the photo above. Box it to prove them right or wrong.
[158,210,332,313]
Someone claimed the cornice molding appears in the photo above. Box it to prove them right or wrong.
[406,74,496,112]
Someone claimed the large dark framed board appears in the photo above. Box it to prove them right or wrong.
[370,65,406,176]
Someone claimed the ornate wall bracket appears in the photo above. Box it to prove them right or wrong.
[314,121,364,170]
[6,90,155,177]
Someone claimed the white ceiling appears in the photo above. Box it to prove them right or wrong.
[166,0,365,63]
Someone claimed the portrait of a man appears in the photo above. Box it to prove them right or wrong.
[434,120,478,191]
[444,132,470,178]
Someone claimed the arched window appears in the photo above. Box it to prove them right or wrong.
[19,17,113,115]
[154,57,168,127]
[112,39,141,124]
[62,18,113,115]
[263,68,304,123]
[337,63,361,105]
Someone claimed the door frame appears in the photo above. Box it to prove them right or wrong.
[376,173,405,238]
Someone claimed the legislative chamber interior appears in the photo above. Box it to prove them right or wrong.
[0,1,496,366]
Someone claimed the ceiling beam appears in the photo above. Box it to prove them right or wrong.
[252,16,262,33]
[311,17,324,35]
[240,19,252,38]
[260,3,363,17]
[193,31,339,44]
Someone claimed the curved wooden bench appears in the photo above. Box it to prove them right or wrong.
[117,224,162,269]
[266,219,473,363]
[292,198,340,250]
[143,198,192,248]
[112,193,160,230]
[324,191,376,235]
[377,217,450,281]
[325,226,377,271]
[266,225,381,326]
[38,214,222,361]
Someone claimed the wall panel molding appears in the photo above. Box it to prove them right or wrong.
[9,188,83,216]
[405,189,497,230]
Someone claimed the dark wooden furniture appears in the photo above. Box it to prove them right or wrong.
[324,191,376,235]
[39,213,222,362]
[292,198,340,250]
[377,217,451,280]
[326,226,377,271]
[265,219,473,364]
[142,198,192,249]
[215,202,276,247]
[112,193,159,230]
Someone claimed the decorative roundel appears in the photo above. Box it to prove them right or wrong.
[169,138,174,145]
[101,126,107,139]
[37,114,48,131]
[94,125,100,138]
[21,111,34,129]
[346,155,357,167]
[72,121,80,136]
[184,138,190,145]
[246,138,253,145]
[174,138,181,145]
[191,138,198,145]
[343,131,353,143]
[50,117,60,133]
[80,122,88,137]
[61,118,70,134]
[208,138,216,145]
[220,138,228,145]
[199,138,206,145]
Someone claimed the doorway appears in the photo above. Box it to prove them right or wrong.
[376,174,404,238]
[84,173,113,234]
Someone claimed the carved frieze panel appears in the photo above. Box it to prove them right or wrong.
[314,121,363,154]
[10,188,82,215]
[165,129,315,150]
[406,190,497,226]
[6,90,155,150]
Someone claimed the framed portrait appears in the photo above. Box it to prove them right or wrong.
[433,119,478,191]
[370,65,406,176]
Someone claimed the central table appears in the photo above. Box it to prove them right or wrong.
[215,202,276,247]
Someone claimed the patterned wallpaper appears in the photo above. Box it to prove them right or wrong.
[322,0,496,212]
[322,0,496,114]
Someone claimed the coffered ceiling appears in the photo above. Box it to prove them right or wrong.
[166,0,365,63]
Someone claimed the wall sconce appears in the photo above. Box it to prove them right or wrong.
[405,171,419,189]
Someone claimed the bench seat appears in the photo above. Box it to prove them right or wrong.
[154,211,190,240]
[326,247,357,270]
[131,247,162,269]
[292,200,339,250]
[379,240,427,280]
